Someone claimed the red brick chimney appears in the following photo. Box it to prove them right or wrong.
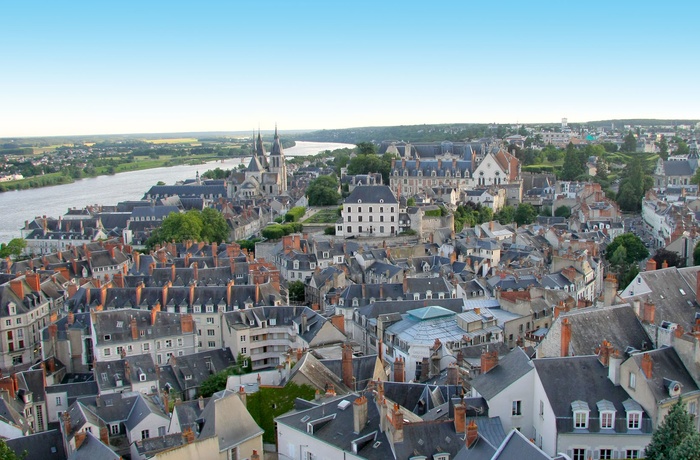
[99,426,109,445]
[642,300,656,324]
[661,260,669,269]
[454,403,466,434]
[598,340,613,367]
[561,318,572,357]
[466,420,478,448]
[181,314,194,334]
[131,317,138,340]
[393,357,405,383]
[9,279,23,299]
[641,353,653,379]
[75,432,87,450]
[646,258,657,271]
[251,450,260,460]
[25,272,41,292]
[342,343,354,389]
[150,302,160,326]
[480,349,499,374]
[353,395,368,434]
[62,412,71,437]
[182,427,195,444]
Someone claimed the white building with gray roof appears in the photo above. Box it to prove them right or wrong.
[336,186,399,238]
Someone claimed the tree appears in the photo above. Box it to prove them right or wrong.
[355,142,377,156]
[307,175,341,206]
[199,353,252,397]
[514,203,537,225]
[652,248,684,269]
[622,131,637,152]
[0,439,25,460]
[554,206,571,218]
[288,280,305,303]
[560,143,584,180]
[656,135,669,160]
[606,233,649,265]
[494,206,515,225]
[0,238,26,259]
[694,241,700,266]
[406,197,416,206]
[645,398,700,460]
[146,208,229,249]
[676,141,690,156]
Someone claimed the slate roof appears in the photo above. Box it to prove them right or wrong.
[169,348,236,391]
[6,429,66,460]
[663,160,693,176]
[276,393,395,459]
[171,397,209,433]
[125,393,168,432]
[197,390,263,450]
[357,298,464,320]
[558,304,652,356]
[321,354,380,391]
[631,346,699,402]
[470,347,534,400]
[69,431,119,460]
[223,306,327,344]
[533,356,651,430]
[134,432,186,457]
[45,381,99,407]
[344,185,397,204]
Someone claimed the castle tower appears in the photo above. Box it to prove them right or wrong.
[269,124,287,193]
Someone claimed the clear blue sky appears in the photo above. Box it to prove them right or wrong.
[1,1,698,137]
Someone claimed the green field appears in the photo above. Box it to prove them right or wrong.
[303,208,340,224]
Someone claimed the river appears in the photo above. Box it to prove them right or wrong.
[0,141,354,243]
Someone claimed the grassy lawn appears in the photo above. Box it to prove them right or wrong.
[246,383,316,443]
[303,208,340,224]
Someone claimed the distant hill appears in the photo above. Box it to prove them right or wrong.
[296,124,496,144]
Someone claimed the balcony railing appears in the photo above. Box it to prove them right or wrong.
[555,416,652,434]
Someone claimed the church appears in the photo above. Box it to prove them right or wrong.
[228,126,288,198]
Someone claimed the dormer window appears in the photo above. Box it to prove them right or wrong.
[571,400,590,429]
[623,399,643,430]
[597,400,616,429]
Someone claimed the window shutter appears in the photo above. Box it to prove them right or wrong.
[613,450,619,459]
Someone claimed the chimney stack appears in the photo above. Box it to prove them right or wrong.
[390,403,404,443]
[641,353,653,379]
[603,273,618,307]
[342,343,354,389]
[466,420,478,448]
[131,317,138,340]
[608,350,622,385]
[447,363,460,385]
[561,318,572,357]
[99,426,109,445]
[642,300,656,324]
[238,386,247,407]
[251,451,260,460]
[454,403,466,434]
[353,395,368,434]
[393,357,405,383]
[75,432,87,450]
[63,412,72,439]
[480,349,499,374]
[598,340,613,367]
[646,258,657,271]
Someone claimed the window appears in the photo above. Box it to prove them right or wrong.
[143,343,150,351]
[347,226,351,233]
[601,411,614,429]
[103,334,111,341]
[116,346,124,356]
[141,429,150,440]
[574,411,588,429]
[206,317,214,324]
[208,341,216,347]
[539,400,544,417]
[347,206,351,213]
[208,329,215,336]
[111,424,119,435]
[512,400,522,416]
[55,396,62,406]
[177,338,183,347]
[358,216,362,222]
[369,207,373,212]
[347,216,351,222]
[240,336,246,342]
[628,411,641,429]
[241,347,247,354]
[4,320,9,326]
[626,450,639,459]
[158,426,166,437]
[16,318,21,324]
[599,449,612,460]
[103,348,111,357]
[165,339,173,348]
[572,448,586,460]
[629,372,636,389]
[206,305,213,313]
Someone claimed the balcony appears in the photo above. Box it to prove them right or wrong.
[555,416,652,434]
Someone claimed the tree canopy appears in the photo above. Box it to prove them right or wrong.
[606,233,649,264]
[307,175,341,206]
[616,156,653,212]
[554,205,571,218]
[514,203,537,226]
[651,248,684,269]
[146,208,229,249]
[645,398,700,460]
[0,239,26,259]
[288,280,305,303]
[622,131,638,152]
